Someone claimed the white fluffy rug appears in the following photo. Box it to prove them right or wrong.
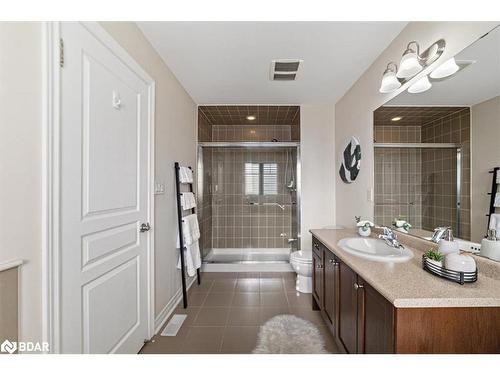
[253,315,328,354]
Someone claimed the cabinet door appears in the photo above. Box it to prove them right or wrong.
[312,249,323,307]
[338,260,358,354]
[356,276,395,354]
[323,250,338,327]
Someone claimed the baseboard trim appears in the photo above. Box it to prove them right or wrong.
[154,277,196,334]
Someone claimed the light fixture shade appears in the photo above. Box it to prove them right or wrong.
[430,57,459,79]
[397,51,423,78]
[408,75,432,94]
[379,69,401,93]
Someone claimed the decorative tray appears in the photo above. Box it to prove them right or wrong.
[422,255,477,285]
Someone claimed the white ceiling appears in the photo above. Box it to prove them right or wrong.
[137,22,407,104]
[389,25,500,107]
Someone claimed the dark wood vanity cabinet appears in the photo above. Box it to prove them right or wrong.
[312,243,323,306]
[311,235,500,354]
[312,236,394,354]
[356,276,395,354]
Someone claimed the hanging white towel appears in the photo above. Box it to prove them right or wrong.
[180,192,197,210]
[176,214,201,277]
[176,214,200,246]
[177,241,201,277]
[497,173,500,184]
[179,166,193,183]
[495,193,500,208]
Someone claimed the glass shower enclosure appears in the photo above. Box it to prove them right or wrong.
[197,142,300,264]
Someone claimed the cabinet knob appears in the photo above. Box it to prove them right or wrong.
[354,282,364,290]
[317,264,323,269]
[314,243,319,249]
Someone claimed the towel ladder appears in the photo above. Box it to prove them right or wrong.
[486,167,500,237]
[175,162,201,309]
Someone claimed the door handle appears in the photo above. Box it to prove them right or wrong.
[140,223,151,232]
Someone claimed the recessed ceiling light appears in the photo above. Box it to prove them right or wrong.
[391,116,403,122]
[246,115,256,121]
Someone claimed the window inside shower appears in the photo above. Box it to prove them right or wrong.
[197,145,300,263]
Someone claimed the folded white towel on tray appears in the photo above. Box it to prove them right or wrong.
[180,192,196,210]
[179,166,193,183]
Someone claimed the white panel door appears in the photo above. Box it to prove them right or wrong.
[59,22,153,353]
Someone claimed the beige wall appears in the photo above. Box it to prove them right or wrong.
[0,22,43,344]
[300,105,336,249]
[100,22,197,323]
[0,267,19,343]
[335,22,498,227]
[471,96,500,242]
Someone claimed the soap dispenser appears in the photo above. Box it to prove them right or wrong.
[481,229,500,261]
[437,227,460,255]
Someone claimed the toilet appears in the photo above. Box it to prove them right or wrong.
[290,249,313,293]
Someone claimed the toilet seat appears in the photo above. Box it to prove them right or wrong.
[290,250,312,264]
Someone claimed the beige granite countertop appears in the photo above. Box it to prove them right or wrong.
[310,228,500,308]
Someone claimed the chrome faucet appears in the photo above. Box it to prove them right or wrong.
[378,227,404,249]
[430,227,450,243]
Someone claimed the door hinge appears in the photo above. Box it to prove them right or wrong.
[59,38,64,68]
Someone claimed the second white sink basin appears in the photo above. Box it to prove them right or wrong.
[337,237,414,263]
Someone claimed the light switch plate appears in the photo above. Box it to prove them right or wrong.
[155,182,165,195]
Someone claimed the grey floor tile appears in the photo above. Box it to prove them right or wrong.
[221,326,260,354]
[181,326,224,354]
[260,278,284,292]
[227,307,261,326]
[203,292,234,307]
[286,291,312,307]
[235,278,260,292]
[232,292,261,306]
[192,307,230,326]
[260,292,288,306]
[211,279,237,292]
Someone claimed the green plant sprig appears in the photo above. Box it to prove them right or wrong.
[424,249,444,262]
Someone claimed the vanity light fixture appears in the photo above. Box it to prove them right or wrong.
[391,116,403,122]
[379,62,402,93]
[407,75,432,94]
[379,39,445,94]
[397,42,424,78]
[246,115,256,121]
[429,57,460,79]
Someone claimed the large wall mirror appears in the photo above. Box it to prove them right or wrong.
[373,25,500,245]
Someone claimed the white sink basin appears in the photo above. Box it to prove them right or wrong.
[337,237,414,263]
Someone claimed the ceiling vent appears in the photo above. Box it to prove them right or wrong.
[270,59,303,81]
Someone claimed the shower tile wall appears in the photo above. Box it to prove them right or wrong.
[421,108,471,239]
[212,125,291,142]
[374,125,422,228]
[210,148,296,249]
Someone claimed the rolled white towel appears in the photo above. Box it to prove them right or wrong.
[180,192,196,210]
[495,193,500,208]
